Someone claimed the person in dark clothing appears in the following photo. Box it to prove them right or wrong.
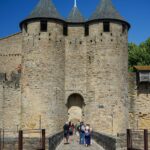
[79,122,85,144]
[68,121,73,136]
[72,123,75,134]
[68,121,73,143]
[85,125,91,147]
[63,122,69,144]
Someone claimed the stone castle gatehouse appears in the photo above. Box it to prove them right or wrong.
[0,0,150,137]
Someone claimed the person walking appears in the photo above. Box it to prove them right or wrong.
[85,124,91,147]
[72,123,75,135]
[69,121,73,136]
[79,122,85,144]
[75,121,80,136]
[63,122,69,144]
[68,121,73,143]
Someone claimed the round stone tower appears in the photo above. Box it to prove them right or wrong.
[85,0,130,135]
[20,0,67,134]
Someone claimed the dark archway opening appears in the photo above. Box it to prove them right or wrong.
[67,93,85,123]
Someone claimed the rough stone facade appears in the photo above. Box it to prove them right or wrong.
[0,33,22,131]
[129,73,150,130]
[0,20,129,136]
[85,22,128,135]
[0,2,149,139]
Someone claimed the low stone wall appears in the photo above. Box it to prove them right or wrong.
[92,132,127,150]
[49,131,63,150]
[0,138,18,150]
[0,137,49,150]
[0,131,63,150]
[92,132,117,150]
[116,133,127,150]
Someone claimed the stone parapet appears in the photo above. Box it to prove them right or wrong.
[49,131,63,150]
[92,132,127,150]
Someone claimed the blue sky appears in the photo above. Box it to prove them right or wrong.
[0,0,150,45]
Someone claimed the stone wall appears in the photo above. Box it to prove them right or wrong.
[0,81,4,128]
[21,21,67,134]
[92,131,127,150]
[129,73,150,129]
[0,33,22,130]
[0,20,138,138]
[92,131,117,150]
[65,22,129,136]
[65,24,87,121]
[85,21,129,135]
[2,85,21,130]
[49,131,63,150]
[0,33,22,77]
[0,137,49,150]
[0,76,21,130]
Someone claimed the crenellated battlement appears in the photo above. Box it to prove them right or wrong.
[21,20,128,39]
[0,68,21,88]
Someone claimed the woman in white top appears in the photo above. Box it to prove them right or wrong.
[85,124,91,147]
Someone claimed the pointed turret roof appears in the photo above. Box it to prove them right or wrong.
[89,0,125,21]
[20,0,64,28]
[27,0,62,20]
[67,6,85,23]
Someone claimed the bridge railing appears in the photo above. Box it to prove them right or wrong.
[92,131,117,150]
[127,129,148,150]
[49,131,63,150]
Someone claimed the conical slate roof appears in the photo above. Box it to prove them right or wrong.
[67,6,85,23]
[26,0,62,20]
[89,0,124,21]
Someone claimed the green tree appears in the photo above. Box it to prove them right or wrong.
[128,38,150,71]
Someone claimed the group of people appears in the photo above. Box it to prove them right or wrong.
[63,121,92,147]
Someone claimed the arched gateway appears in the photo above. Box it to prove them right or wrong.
[67,94,85,123]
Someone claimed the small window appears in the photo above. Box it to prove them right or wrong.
[40,21,47,32]
[23,23,28,33]
[122,24,126,33]
[85,24,89,36]
[103,22,110,32]
[63,24,68,36]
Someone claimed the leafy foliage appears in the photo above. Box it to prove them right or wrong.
[128,38,150,71]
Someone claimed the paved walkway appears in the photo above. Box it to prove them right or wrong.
[56,135,104,150]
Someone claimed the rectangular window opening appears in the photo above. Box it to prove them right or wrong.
[24,23,28,33]
[85,24,89,36]
[40,21,47,32]
[63,24,68,36]
[103,22,110,32]
[122,24,126,33]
